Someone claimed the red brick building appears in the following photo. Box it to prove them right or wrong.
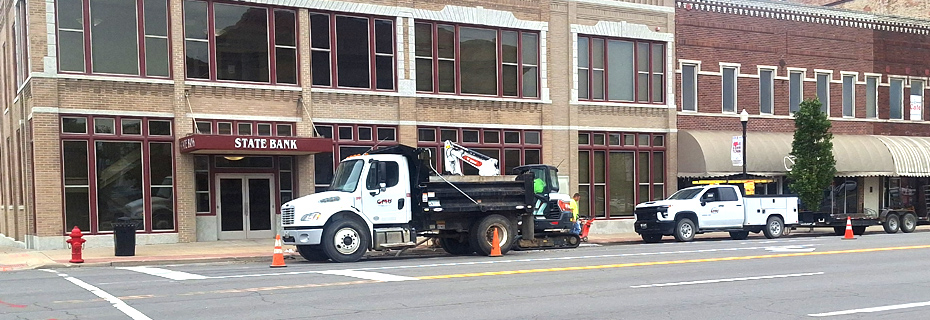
[676,0,930,216]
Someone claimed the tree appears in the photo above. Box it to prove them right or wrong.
[788,98,836,211]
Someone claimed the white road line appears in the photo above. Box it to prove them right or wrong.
[809,301,930,317]
[42,270,152,320]
[117,266,208,280]
[630,272,824,288]
[317,270,419,282]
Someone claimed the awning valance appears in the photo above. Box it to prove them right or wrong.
[678,130,896,178]
[179,134,333,155]
[873,136,930,176]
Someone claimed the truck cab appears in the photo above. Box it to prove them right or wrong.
[634,185,798,243]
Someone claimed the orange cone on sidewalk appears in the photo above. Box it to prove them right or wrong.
[843,216,855,240]
[271,234,287,268]
[490,228,502,257]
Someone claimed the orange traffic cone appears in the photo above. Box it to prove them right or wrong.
[271,234,287,268]
[490,228,502,257]
[843,216,855,240]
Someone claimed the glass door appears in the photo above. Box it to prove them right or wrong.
[217,174,275,239]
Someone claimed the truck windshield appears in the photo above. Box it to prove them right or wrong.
[329,159,364,192]
[668,188,703,200]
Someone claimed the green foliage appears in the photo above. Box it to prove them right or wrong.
[788,98,836,211]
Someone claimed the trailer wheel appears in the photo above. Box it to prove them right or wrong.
[882,214,900,234]
[321,219,370,263]
[439,238,474,255]
[296,245,329,262]
[470,215,514,256]
[729,231,750,240]
[901,213,917,233]
[673,218,696,242]
[852,226,867,235]
[833,227,845,236]
[763,216,784,239]
[641,234,663,243]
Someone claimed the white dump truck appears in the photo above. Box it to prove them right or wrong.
[633,185,799,242]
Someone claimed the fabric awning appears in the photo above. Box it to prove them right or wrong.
[678,130,896,178]
[873,136,930,176]
[179,134,333,155]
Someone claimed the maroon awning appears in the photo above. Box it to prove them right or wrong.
[179,134,333,155]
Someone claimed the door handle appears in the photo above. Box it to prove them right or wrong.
[397,198,405,210]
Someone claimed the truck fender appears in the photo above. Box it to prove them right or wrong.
[674,211,699,229]
[324,210,375,249]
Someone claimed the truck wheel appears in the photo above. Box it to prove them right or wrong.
[833,227,845,236]
[470,215,514,256]
[439,238,474,255]
[901,213,918,233]
[729,231,750,240]
[763,216,784,239]
[673,218,696,242]
[882,214,900,234]
[296,245,329,262]
[852,226,867,235]
[641,234,663,243]
[321,219,370,263]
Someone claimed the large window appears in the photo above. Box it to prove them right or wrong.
[314,124,398,192]
[13,0,28,86]
[57,0,169,77]
[681,64,697,111]
[578,132,665,218]
[416,22,538,98]
[866,76,878,118]
[789,71,803,113]
[184,0,297,84]
[417,127,541,175]
[759,69,773,114]
[310,13,394,90]
[910,79,923,121]
[577,36,663,103]
[61,116,174,234]
[722,67,736,113]
[817,72,830,115]
[890,78,904,120]
[842,74,855,118]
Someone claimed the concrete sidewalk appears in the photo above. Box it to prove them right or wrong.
[0,228,840,272]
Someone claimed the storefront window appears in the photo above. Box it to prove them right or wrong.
[578,131,665,218]
[417,127,541,175]
[96,142,144,231]
[314,124,398,192]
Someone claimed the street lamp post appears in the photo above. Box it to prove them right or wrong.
[740,109,749,179]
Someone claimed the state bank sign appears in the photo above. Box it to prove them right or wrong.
[179,134,333,155]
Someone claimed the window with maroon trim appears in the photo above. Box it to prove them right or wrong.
[577,36,664,103]
[56,0,169,77]
[184,0,297,84]
[193,119,295,137]
[417,127,541,175]
[577,132,665,219]
[414,22,539,98]
[14,0,28,86]
[60,115,175,234]
[313,124,398,192]
[309,13,395,90]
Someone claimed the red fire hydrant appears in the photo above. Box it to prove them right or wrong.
[65,226,85,263]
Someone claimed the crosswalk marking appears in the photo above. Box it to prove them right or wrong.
[317,270,419,282]
[117,266,208,280]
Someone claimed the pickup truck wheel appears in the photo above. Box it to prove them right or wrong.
[673,218,696,242]
[641,234,663,243]
[852,226,867,235]
[321,219,370,263]
[729,231,750,240]
[296,245,329,262]
[470,215,514,256]
[882,214,900,234]
[763,216,784,239]
[901,213,918,233]
[439,238,474,255]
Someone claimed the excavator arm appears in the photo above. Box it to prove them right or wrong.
[443,140,501,176]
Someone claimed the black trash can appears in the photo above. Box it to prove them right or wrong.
[113,217,136,256]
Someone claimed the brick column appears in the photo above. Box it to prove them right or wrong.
[170,0,196,243]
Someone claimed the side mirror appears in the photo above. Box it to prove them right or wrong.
[701,201,706,207]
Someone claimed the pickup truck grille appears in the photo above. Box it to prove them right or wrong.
[634,207,660,222]
[281,207,294,225]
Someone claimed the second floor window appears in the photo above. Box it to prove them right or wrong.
[311,13,394,90]
[890,78,904,120]
[789,71,803,113]
[57,0,169,77]
[866,76,878,118]
[184,0,297,84]
[415,22,539,98]
[577,36,664,104]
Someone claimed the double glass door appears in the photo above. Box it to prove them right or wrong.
[217,174,274,239]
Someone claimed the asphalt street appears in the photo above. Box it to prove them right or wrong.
[4,230,930,320]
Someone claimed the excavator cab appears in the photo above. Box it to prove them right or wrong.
[513,165,573,230]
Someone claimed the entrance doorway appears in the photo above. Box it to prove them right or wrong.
[217,174,275,239]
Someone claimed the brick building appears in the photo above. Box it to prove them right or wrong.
[0,0,677,249]
[675,0,930,216]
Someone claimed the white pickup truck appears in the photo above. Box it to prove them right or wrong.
[633,185,799,243]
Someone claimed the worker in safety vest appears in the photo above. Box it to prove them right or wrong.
[569,193,581,235]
